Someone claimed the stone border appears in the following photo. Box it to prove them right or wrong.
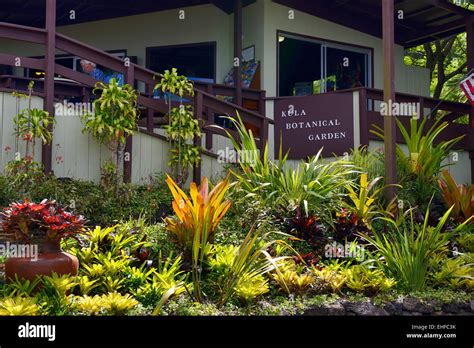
[304,298,474,316]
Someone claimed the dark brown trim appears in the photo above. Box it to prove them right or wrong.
[382,0,397,200]
[145,41,217,82]
[42,0,56,175]
[276,30,375,97]
[234,0,243,106]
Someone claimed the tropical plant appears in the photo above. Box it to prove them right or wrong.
[154,69,198,185]
[361,203,470,291]
[225,114,355,217]
[208,224,290,306]
[11,81,55,163]
[271,260,314,295]
[340,264,396,294]
[100,292,138,315]
[0,296,39,316]
[154,68,194,99]
[312,264,347,293]
[82,78,139,183]
[1,199,86,245]
[2,276,41,297]
[371,116,463,183]
[164,174,231,302]
[73,292,138,316]
[73,295,103,315]
[438,169,474,224]
[39,273,77,315]
[165,106,201,184]
[345,173,384,226]
[431,256,474,290]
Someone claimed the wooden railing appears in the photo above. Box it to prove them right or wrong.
[353,87,473,182]
[0,21,271,182]
[354,87,473,151]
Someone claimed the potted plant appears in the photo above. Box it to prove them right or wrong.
[1,199,85,282]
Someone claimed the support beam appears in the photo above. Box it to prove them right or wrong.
[467,16,474,183]
[124,65,134,183]
[382,0,397,201]
[233,0,243,106]
[42,0,56,175]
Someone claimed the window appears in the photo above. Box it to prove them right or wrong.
[25,50,132,79]
[146,42,216,82]
[278,32,372,97]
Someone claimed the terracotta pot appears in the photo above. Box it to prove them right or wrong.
[4,239,79,283]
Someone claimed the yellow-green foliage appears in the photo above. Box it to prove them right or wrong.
[313,262,396,294]
[312,266,347,292]
[340,265,396,293]
[0,296,39,316]
[432,256,474,290]
[234,274,269,303]
[73,292,138,316]
[271,261,314,295]
[74,295,104,315]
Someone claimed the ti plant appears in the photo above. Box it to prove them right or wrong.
[438,169,474,224]
[82,78,139,184]
[164,174,231,302]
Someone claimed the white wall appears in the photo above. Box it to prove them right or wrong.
[0,92,229,183]
[0,4,234,84]
[0,93,43,169]
[260,0,430,101]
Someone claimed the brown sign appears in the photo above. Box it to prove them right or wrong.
[274,93,354,159]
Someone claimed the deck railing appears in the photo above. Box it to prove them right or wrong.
[0,21,271,182]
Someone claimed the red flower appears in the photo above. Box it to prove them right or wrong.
[22,133,33,142]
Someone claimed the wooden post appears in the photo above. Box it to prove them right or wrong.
[234,0,243,106]
[205,84,214,150]
[146,83,154,132]
[124,65,134,183]
[193,90,203,183]
[259,91,267,160]
[42,0,56,174]
[467,16,474,183]
[358,88,369,147]
[382,0,397,201]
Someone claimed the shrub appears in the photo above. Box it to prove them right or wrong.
[438,169,474,224]
[0,296,39,316]
[362,203,469,291]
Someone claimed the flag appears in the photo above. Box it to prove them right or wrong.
[460,72,474,106]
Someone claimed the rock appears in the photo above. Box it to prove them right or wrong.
[403,298,434,314]
[345,301,389,316]
[303,306,328,316]
[327,301,346,316]
[442,303,459,313]
[470,300,474,312]
[384,301,402,315]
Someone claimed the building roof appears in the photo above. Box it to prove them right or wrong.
[0,0,472,47]
[274,0,473,47]
[0,0,256,27]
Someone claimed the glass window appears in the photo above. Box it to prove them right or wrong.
[278,33,371,97]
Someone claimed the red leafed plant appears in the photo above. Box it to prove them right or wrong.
[1,199,86,243]
[438,170,474,224]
